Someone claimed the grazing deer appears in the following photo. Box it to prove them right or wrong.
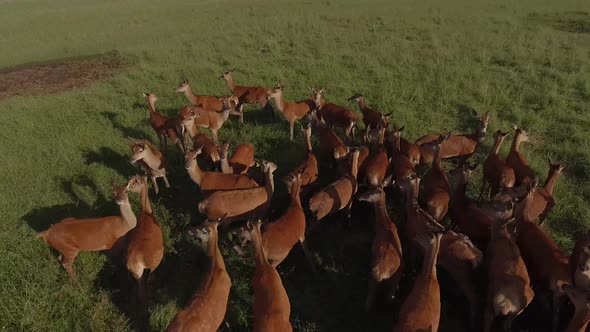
[525,159,564,224]
[178,96,239,143]
[143,93,185,153]
[267,83,314,141]
[386,126,416,182]
[347,94,390,130]
[288,123,318,188]
[192,133,221,171]
[317,122,349,169]
[219,143,255,175]
[363,127,390,188]
[483,217,534,332]
[571,234,590,293]
[176,77,224,111]
[129,138,170,194]
[506,126,535,186]
[311,88,358,140]
[36,179,138,279]
[420,133,451,221]
[198,161,277,227]
[481,130,515,200]
[561,283,590,332]
[239,220,292,332]
[184,147,259,192]
[219,69,273,122]
[166,218,231,332]
[416,110,489,164]
[357,187,403,311]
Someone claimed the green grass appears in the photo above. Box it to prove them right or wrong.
[1,0,590,331]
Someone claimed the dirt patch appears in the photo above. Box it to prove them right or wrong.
[528,11,590,34]
[0,51,125,100]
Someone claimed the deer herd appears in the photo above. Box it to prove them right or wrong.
[36,69,589,332]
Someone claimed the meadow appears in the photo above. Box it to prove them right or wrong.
[1,0,589,331]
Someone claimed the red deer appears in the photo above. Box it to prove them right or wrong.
[506,126,535,186]
[239,220,292,332]
[570,233,590,293]
[178,96,239,143]
[525,159,564,224]
[419,133,451,221]
[561,283,590,332]
[357,187,403,311]
[416,110,489,164]
[36,179,138,279]
[347,94,390,130]
[143,93,185,153]
[287,123,318,188]
[386,126,416,182]
[219,69,273,122]
[481,130,515,200]
[317,122,349,169]
[311,88,358,140]
[176,77,224,111]
[363,127,390,188]
[192,133,221,171]
[267,83,314,141]
[129,138,170,194]
[219,143,255,175]
[166,218,231,332]
[184,147,259,192]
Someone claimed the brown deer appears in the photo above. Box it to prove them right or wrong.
[166,218,231,332]
[363,127,390,188]
[506,126,535,186]
[178,96,239,143]
[311,88,358,140]
[184,147,259,192]
[317,122,349,169]
[357,187,403,311]
[267,83,314,141]
[386,126,416,182]
[143,93,185,153]
[129,138,170,194]
[198,161,277,227]
[219,69,273,122]
[347,94,390,130]
[481,130,515,200]
[288,123,318,188]
[416,110,489,164]
[419,133,451,221]
[561,283,590,332]
[239,220,292,332]
[525,159,564,224]
[192,133,221,171]
[36,179,137,279]
[176,77,224,111]
[571,234,590,293]
[219,143,255,175]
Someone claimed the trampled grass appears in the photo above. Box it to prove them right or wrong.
[1,0,589,331]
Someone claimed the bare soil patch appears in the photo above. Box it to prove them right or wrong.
[0,52,125,100]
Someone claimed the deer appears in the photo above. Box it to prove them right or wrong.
[184,147,259,192]
[129,138,170,194]
[287,123,318,188]
[219,69,273,122]
[219,143,255,175]
[267,83,314,141]
[481,130,516,200]
[506,126,536,186]
[356,187,403,312]
[571,234,590,293]
[166,218,231,332]
[317,122,349,169]
[419,133,452,221]
[35,178,138,279]
[386,126,416,183]
[176,77,224,111]
[524,159,565,224]
[514,180,571,332]
[393,224,446,332]
[347,94,390,130]
[178,96,239,143]
[143,93,185,153]
[561,283,590,332]
[483,216,534,332]
[311,88,358,140]
[363,126,390,188]
[198,161,277,227]
[308,148,360,223]
[192,132,221,171]
[415,110,489,164]
[239,220,292,332]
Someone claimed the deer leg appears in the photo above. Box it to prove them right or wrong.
[61,251,78,281]
[289,120,295,142]
[150,176,160,194]
[162,175,171,188]
[136,271,150,332]
[552,291,561,332]
[365,277,378,312]
[211,129,219,144]
[345,200,354,226]
[482,304,494,332]
[162,135,168,155]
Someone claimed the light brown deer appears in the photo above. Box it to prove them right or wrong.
[166,218,231,332]
[239,220,292,332]
[506,126,535,186]
[481,130,515,200]
[219,143,255,175]
[176,77,224,111]
[143,93,185,153]
[288,123,318,188]
[420,133,451,221]
[416,110,489,164]
[178,96,239,143]
[561,283,590,332]
[129,138,170,194]
[347,94,390,130]
[36,179,138,279]
[357,187,403,311]
[363,127,389,188]
[219,69,273,122]
[525,159,564,224]
[312,88,358,140]
[267,83,314,141]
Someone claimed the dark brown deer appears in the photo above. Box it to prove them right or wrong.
[317,122,349,169]
[312,88,358,140]
[481,130,515,200]
[220,69,273,122]
[506,126,535,186]
[420,133,451,221]
[386,126,416,182]
[571,234,590,294]
[561,283,590,332]
[143,93,185,153]
[363,127,389,188]
[176,77,224,111]
[347,94,390,130]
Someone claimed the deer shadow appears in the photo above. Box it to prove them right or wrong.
[82,147,137,177]
[101,111,152,140]
[454,104,481,133]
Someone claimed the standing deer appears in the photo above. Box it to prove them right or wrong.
[506,126,535,186]
[317,122,349,169]
[129,138,170,194]
[386,126,416,182]
[178,96,239,143]
[311,88,358,140]
[525,159,565,224]
[219,143,256,175]
[267,83,314,141]
[143,93,185,153]
[36,179,138,279]
[192,133,221,171]
[481,130,515,200]
[561,283,590,332]
[571,234,590,293]
[347,94,390,130]
[288,123,318,188]
[363,126,390,188]
[420,133,451,221]
[166,218,231,332]
[219,69,273,122]
[176,77,224,111]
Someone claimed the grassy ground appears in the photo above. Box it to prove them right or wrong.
[1,0,589,331]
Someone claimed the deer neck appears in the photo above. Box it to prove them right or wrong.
[186,159,204,185]
[350,153,359,179]
[433,146,443,170]
[290,180,302,207]
[374,193,389,221]
[476,123,487,143]
[225,76,236,92]
[147,98,157,114]
[453,177,469,204]
[119,196,137,230]
[420,236,440,283]
[543,169,560,195]
[220,155,232,173]
[491,136,505,155]
[184,120,198,138]
[141,149,163,170]
[273,93,286,113]
[357,99,367,112]
[208,228,226,272]
[511,135,522,152]
[140,182,153,214]
[304,132,313,152]
[184,86,199,105]
[251,226,269,268]
[264,169,275,196]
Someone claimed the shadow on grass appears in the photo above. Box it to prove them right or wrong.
[101,111,152,140]
[82,147,137,177]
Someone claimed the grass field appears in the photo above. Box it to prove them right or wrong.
[1,0,590,331]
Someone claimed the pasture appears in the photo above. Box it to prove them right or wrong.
[1,0,589,331]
